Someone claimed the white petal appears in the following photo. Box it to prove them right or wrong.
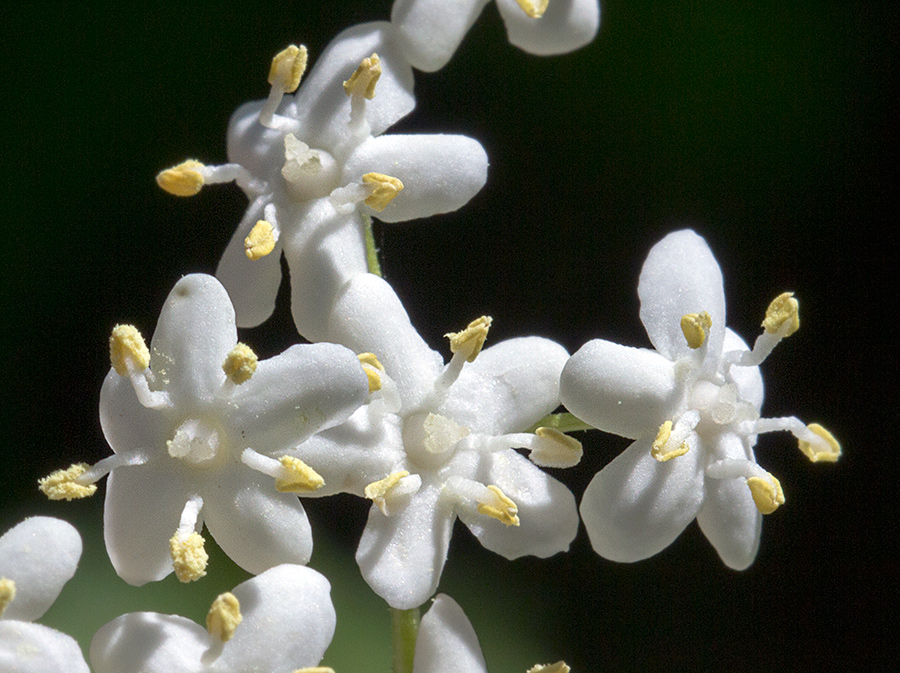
[201,471,314,574]
[496,0,600,55]
[356,483,454,609]
[103,463,193,586]
[215,195,284,329]
[560,339,681,439]
[282,200,368,342]
[697,433,762,570]
[455,449,578,559]
[294,22,415,151]
[218,565,335,672]
[413,594,487,673]
[99,371,169,458]
[327,274,444,410]
[638,229,726,362]
[0,518,81,622]
[438,337,568,435]
[0,622,90,673]
[90,613,206,673]
[580,438,705,562]
[150,274,237,405]
[723,328,764,410]
[343,134,488,223]
[226,342,369,453]
[227,99,291,183]
[391,0,490,72]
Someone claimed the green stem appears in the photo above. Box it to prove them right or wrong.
[527,412,594,434]
[391,607,420,673]
[364,214,383,278]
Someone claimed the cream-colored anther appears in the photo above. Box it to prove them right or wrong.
[478,485,520,526]
[358,352,385,371]
[343,53,382,99]
[169,532,208,583]
[38,463,97,500]
[110,324,150,375]
[365,471,410,515]
[763,292,800,336]
[268,44,308,93]
[358,353,384,393]
[532,427,583,468]
[244,220,277,260]
[746,472,785,515]
[222,343,258,384]
[156,160,206,197]
[275,456,325,493]
[0,578,16,617]
[528,663,570,673]
[207,592,242,642]
[651,421,690,462]
[446,316,493,362]
[361,173,404,212]
[680,311,712,349]
[515,0,550,19]
[798,423,841,463]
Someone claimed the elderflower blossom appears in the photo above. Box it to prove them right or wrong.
[89,565,335,673]
[391,0,601,72]
[0,518,89,673]
[560,230,840,569]
[158,22,488,340]
[40,274,369,585]
[290,274,579,609]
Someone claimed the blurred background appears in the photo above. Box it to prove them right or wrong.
[1,1,895,671]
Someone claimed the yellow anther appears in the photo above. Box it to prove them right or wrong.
[798,423,841,463]
[763,292,800,336]
[651,421,690,462]
[362,172,404,212]
[206,592,242,642]
[275,456,325,493]
[244,220,277,260]
[365,471,410,510]
[747,473,785,515]
[358,352,385,371]
[38,463,97,501]
[680,311,712,349]
[515,0,550,19]
[156,160,206,197]
[358,353,384,393]
[478,485,520,527]
[110,324,150,375]
[268,44,308,93]
[0,578,16,618]
[446,316,493,362]
[343,53,382,99]
[222,343,259,384]
[169,532,208,583]
[528,663,571,673]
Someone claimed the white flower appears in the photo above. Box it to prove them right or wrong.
[0,517,89,673]
[391,0,601,72]
[89,564,335,673]
[413,594,487,673]
[560,229,840,569]
[292,274,579,609]
[40,274,369,585]
[158,22,488,340]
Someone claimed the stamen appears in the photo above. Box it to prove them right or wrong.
[38,463,98,500]
[0,578,16,617]
[268,44,308,94]
[680,312,712,349]
[515,0,551,19]
[746,472,785,514]
[170,496,207,583]
[201,591,242,663]
[110,324,150,375]
[530,427,583,468]
[358,352,385,371]
[798,423,841,463]
[763,292,800,336]
[364,471,422,516]
[275,456,325,493]
[343,53,382,99]
[156,160,206,196]
[244,221,277,260]
[477,485,520,527]
[651,411,699,462]
[222,343,258,384]
[528,663,570,673]
[358,353,384,393]
[362,172,404,211]
[446,316,492,363]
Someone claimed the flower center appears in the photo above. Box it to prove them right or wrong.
[401,411,470,471]
[688,380,758,434]
[281,133,340,202]
[167,418,224,466]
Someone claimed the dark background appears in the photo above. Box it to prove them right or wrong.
[1,2,895,671]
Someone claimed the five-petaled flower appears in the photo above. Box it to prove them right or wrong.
[157,22,489,341]
[0,517,90,673]
[560,229,840,569]
[40,274,370,585]
[291,274,580,609]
